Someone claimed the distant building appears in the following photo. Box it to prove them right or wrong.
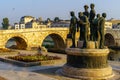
[20,23,25,29]
[14,23,25,29]
[105,22,112,29]
[26,19,47,28]
[14,23,19,29]
[116,25,120,29]
[51,20,70,27]
[20,16,34,24]
[112,24,120,29]
[107,19,120,25]
[107,19,120,29]
[14,16,49,29]
[112,24,117,29]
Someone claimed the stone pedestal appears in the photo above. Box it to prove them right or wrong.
[66,39,78,48]
[66,39,72,48]
[77,41,98,49]
[61,48,114,79]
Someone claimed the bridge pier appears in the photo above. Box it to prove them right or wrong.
[0,43,6,49]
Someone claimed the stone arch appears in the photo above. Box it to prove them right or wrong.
[5,35,28,50]
[42,33,66,49]
[104,33,115,46]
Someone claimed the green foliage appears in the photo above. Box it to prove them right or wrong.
[43,39,54,43]
[2,17,9,29]
[42,39,54,48]
[7,54,61,62]
[117,23,120,25]
[46,18,51,22]
[42,44,54,48]
[54,17,60,22]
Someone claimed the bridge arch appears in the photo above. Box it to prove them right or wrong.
[42,33,66,49]
[104,33,115,46]
[5,35,28,50]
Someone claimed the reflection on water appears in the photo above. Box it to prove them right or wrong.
[6,40,16,48]
[109,49,120,61]
[6,37,54,48]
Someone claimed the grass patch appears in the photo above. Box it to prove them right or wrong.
[7,53,61,62]
[0,53,63,67]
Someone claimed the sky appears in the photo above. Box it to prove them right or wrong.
[0,0,120,25]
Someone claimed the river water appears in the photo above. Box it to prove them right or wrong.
[5,36,54,48]
[5,40,120,61]
[6,40,16,48]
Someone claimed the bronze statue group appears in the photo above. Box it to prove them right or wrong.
[69,3,106,49]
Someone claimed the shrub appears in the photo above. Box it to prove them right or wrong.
[7,54,61,62]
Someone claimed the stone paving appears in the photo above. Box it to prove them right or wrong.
[0,50,119,80]
[0,50,66,80]
[0,70,57,80]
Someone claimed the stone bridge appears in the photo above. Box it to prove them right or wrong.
[105,29,120,47]
[0,28,119,50]
[0,28,69,50]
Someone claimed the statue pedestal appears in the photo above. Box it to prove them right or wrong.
[77,41,98,49]
[61,48,114,79]
[66,39,72,48]
[66,39,78,48]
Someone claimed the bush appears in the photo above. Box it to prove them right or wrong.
[7,54,61,62]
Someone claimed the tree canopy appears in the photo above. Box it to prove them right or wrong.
[54,17,60,22]
[2,17,9,29]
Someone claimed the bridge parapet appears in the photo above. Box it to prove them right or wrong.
[0,28,69,50]
[0,28,120,49]
[0,27,69,34]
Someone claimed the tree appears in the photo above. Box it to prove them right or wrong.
[47,18,51,21]
[2,17,9,29]
[54,17,60,22]
[46,18,51,23]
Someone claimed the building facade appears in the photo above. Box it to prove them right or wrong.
[14,16,49,29]
[105,22,112,29]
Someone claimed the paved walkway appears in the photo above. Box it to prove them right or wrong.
[0,70,57,80]
[0,50,119,80]
[0,50,66,80]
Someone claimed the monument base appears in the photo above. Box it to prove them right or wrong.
[61,64,114,80]
[61,48,114,79]
[77,40,98,49]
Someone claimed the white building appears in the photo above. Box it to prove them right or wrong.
[20,16,34,24]
[14,16,49,29]
[14,23,19,29]
[14,23,25,29]
[26,19,47,28]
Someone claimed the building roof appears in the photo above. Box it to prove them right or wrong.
[107,19,120,25]
[21,16,34,19]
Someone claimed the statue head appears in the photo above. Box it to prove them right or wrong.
[84,5,89,11]
[70,11,75,17]
[96,14,100,18]
[90,3,95,9]
[102,13,106,18]
[78,12,83,18]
